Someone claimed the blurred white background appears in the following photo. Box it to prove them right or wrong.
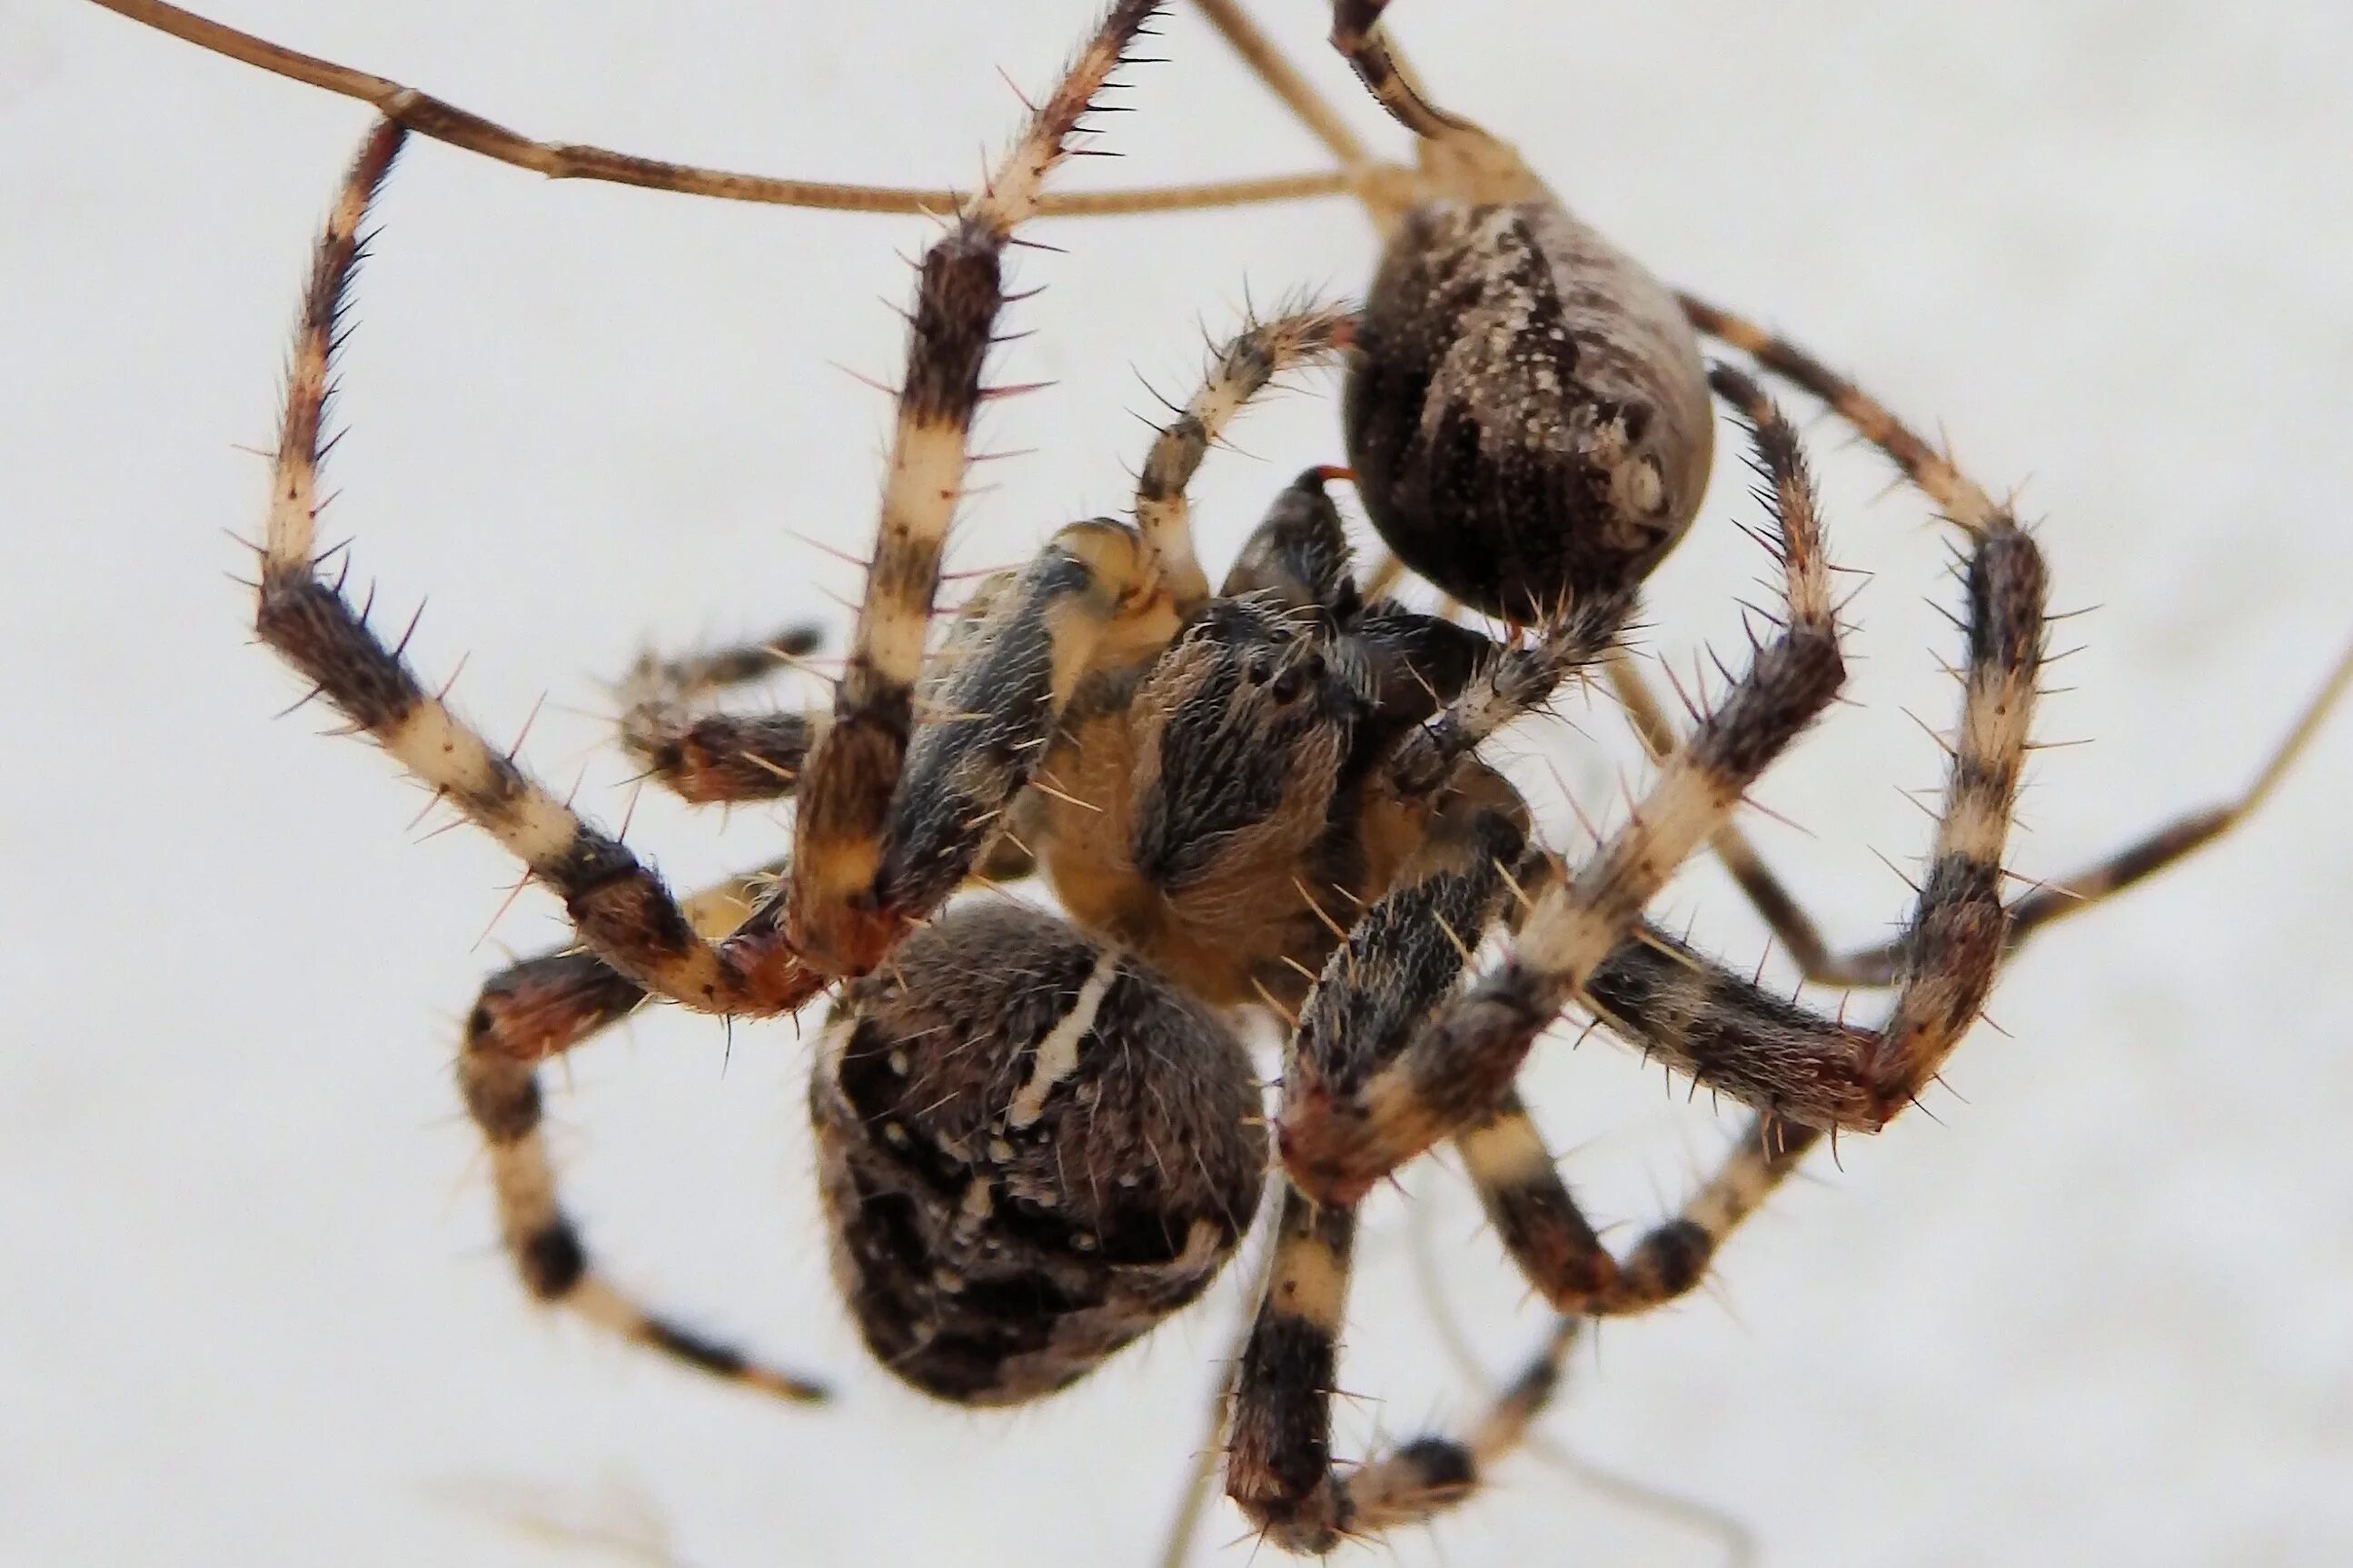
[5,2,2351,1563]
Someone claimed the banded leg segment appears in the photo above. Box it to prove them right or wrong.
[1382,585,1636,799]
[1327,0,1468,141]
[786,0,1165,975]
[455,858,823,1402]
[1681,293,2010,536]
[1606,649,1873,982]
[1281,367,1850,1202]
[1328,1315,1584,1539]
[1788,640,2353,986]
[1226,1186,1356,1551]
[1461,1090,1822,1315]
[1286,795,1527,1107]
[1135,305,1357,610]
[252,122,823,1015]
[1554,507,2049,1132]
[869,524,1146,917]
[1230,769,1567,1549]
[1226,1186,1597,1553]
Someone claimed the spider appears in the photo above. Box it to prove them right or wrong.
[111,0,2348,1553]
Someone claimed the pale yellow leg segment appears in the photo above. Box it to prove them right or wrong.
[789,0,1168,976]
[1134,305,1358,609]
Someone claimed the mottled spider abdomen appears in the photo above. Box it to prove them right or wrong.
[810,902,1264,1406]
[1344,199,1714,620]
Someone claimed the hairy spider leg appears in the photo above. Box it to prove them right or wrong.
[255,3,1168,1025]
[1191,0,2349,993]
[1223,368,1849,1551]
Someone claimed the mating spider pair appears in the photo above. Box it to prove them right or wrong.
[104,0,2349,1552]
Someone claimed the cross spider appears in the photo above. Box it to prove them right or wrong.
[117,0,2349,1553]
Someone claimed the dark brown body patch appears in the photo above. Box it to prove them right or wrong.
[810,903,1264,1405]
[1344,200,1713,620]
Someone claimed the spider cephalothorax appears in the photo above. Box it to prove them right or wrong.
[149,0,2348,1553]
[1033,472,1509,1010]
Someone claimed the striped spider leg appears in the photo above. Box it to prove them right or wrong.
[111,0,2348,973]
[1225,378,2053,1556]
[1224,367,1867,1551]
[252,0,1187,1398]
[612,622,827,806]
[458,288,1364,1410]
[1658,295,2353,987]
[1196,0,2349,994]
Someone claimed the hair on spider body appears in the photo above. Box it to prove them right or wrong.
[811,901,1264,1405]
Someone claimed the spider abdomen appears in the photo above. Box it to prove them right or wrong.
[810,902,1264,1406]
[1344,199,1713,620]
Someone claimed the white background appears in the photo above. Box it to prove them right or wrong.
[6,2,2351,1564]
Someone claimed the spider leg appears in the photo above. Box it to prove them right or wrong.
[457,860,826,1404]
[455,819,1047,1404]
[1157,1182,1284,1568]
[1509,461,2048,1136]
[1603,648,1873,981]
[1136,305,1357,610]
[1779,636,2353,986]
[1989,641,2351,928]
[258,5,1164,1015]
[462,808,1106,1409]
[1467,714,2113,1315]
[1279,366,1851,1204]
[1456,840,1848,1310]
[1678,296,2349,985]
[783,0,1166,977]
[1190,0,1525,233]
[1229,881,1828,1545]
[1223,1186,1358,1552]
[857,526,1147,923]
[1379,583,1636,801]
[1576,921,1925,1127]
[617,624,827,805]
[90,0,1355,216]
[1226,788,1812,1544]
[1326,0,1472,141]
[255,123,822,1014]
[1220,783,1555,1546]
[1463,1086,1824,1319]
[1225,1182,1598,1553]
[1680,293,2012,536]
